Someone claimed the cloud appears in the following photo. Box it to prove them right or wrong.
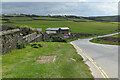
[97,3,118,15]
[2,2,118,16]
[1,0,119,2]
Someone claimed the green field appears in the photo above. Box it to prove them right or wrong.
[2,42,93,78]
[2,16,118,35]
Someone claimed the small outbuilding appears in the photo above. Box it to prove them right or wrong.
[45,27,70,38]
[60,27,70,38]
[45,27,70,39]
[46,28,60,34]
[60,27,70,34]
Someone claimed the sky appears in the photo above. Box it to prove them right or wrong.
[1,0,119,16]
[1,0,119,2]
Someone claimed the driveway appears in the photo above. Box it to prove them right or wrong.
[71,33,119,79]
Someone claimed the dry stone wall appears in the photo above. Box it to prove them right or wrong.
[0,29,42,54]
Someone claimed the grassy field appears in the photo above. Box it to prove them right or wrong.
[2,16,118,35]
[90,34,119,45]
[2,42,93,78]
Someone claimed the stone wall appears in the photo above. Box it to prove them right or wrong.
[23,32,42,43]
[0,29,42,54]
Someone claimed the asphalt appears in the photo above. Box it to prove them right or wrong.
[71,33,119,79]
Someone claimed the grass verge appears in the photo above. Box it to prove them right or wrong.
[2,42,93,78]
[67,35,96,42]
[90,34,119,45]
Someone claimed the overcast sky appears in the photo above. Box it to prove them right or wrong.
[1,0,120,2]
[1,0,119,16]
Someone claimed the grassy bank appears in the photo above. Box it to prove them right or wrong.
[90,34,119,45]
[2,42,93,78]
[67,35,96,42]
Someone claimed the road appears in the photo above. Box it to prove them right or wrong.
[71,33,119,79]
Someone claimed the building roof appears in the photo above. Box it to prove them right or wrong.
[46,28,60,31]
[45,27,70,31]
[60,27,69,30]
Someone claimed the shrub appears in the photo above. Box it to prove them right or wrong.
[20,26,34,36]
[17,43,26,49]
[51,36,67,42]
[32,29,41,34]
[45,39,52,42]
[30,43,42,48]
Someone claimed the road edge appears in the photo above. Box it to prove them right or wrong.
[70,42,110,80]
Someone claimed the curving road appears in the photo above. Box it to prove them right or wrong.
[71,33,119,79]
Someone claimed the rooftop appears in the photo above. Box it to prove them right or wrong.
[46,28,60,31]
[46,27,70,31]
[60,27,69,30]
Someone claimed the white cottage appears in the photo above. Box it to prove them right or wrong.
[46,27,70,35]
[46,28,60,34]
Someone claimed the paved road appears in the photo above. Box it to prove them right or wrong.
[71,33,119,79]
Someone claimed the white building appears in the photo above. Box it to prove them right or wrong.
[46,28,60,34]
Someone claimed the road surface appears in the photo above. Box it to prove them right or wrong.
[71,33,119,79]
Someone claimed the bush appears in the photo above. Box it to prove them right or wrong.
[20,26,34,36]
[45,39,52,42]
[30,43,42,48]
[17,43,26,49]
[51,36,67,42]
[32,29,41,34]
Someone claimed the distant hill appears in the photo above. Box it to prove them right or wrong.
[2,14,119,22]
[82,15,118,22]
[49,15,119,22]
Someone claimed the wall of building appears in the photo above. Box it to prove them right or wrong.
[46,31,57,34]
[0,29,42,54]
